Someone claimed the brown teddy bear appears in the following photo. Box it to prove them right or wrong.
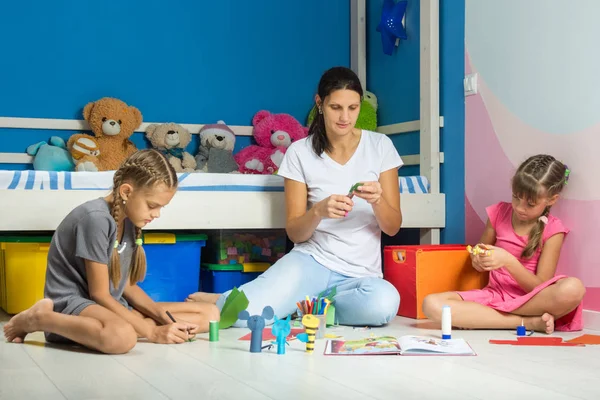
[145,123,196,172]
[68,97,142,171]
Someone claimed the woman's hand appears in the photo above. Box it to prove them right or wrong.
[478,245,514,271]
[350,181,383,205]
[315,195,354,219]
[149,323,196,344]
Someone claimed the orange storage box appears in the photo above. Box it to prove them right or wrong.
[383,244,489,319]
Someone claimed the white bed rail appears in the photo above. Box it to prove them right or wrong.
[0,117,444,168]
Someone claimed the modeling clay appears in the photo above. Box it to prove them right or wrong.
[467,244,491,256]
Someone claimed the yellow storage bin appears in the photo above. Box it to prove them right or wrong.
[0,236,51,314]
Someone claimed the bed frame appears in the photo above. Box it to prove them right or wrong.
[0,0,444,244]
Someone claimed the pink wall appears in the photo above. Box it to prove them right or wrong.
[465,1,600,311]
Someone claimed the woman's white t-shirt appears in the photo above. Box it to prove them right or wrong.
[277,130,403,278]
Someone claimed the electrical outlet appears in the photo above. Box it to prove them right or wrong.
[464,73,478,96]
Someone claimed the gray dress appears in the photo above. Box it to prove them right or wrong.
[43,198,135,343]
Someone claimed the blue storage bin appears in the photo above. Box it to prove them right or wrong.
[200,262,269,293]
[138,232,206,302]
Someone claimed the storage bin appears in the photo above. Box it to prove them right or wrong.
[202,229,287,265]
[200,262,269,293]
[383,244,489,319]
[138,232,207,302]
[0,235,52,314]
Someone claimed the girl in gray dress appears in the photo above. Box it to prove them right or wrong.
[4,149,219,354]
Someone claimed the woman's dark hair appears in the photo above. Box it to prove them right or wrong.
[309,66,363,156]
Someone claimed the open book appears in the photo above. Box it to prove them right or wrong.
[324,335,476,356]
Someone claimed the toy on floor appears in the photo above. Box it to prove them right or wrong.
[296,314,320,353]
[238,305,275,353]
[146,123,196,172]
[26,136,75,171]
[270,315,292,355]
[466,244,492,256]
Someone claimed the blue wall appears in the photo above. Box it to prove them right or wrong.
[0,0,349,169]
[366,0,465,244]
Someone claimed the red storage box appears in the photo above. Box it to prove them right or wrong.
[383,244,489,319]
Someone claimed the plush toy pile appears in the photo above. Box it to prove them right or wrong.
[25,91,378,174]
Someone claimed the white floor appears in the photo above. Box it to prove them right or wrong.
[1,310,600,400]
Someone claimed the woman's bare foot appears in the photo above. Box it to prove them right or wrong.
[185,292,220,304]
[528,313,555,334]
[3,298,54,343]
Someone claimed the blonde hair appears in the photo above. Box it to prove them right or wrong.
[512,154,568,259]
[109,149,178,288]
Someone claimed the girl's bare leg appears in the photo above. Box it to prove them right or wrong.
[422,293,555,334]
[423,277,585,334]
[3,299,137,354]
[509,277,585,318]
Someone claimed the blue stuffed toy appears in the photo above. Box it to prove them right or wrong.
[26,136,75,171]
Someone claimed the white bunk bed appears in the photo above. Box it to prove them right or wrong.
[0,0,444,243]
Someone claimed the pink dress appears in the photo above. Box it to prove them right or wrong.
[458,201,583,331]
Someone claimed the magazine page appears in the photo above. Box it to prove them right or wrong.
[398,336,475,355]
[324,336,402,355]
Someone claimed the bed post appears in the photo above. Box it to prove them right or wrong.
[350,0,367,90]
[420,0,441,245]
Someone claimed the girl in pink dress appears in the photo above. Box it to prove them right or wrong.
[423,154,585,334]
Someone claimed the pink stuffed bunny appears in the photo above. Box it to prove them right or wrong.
[234,110,308,174]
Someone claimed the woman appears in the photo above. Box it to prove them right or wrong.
[188,66,403,327]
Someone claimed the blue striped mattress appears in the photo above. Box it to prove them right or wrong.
[0,170,430,194]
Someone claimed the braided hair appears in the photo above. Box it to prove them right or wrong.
[109,149,178,288]
[512,154,569,259]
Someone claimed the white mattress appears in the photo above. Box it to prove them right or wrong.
[0,170,430,194]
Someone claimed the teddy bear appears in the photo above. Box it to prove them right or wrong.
[67,97,142,171]
[195,121,239,173]
[306,90,378,131]
[234,110,308,174]
[145,123,196,173]
[26,136,76,171]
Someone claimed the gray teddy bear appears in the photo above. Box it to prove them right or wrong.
[195,121,239,173]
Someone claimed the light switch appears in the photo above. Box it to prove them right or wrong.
[464,73,478,96]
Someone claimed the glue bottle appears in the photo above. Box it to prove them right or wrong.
[441,305,452,340]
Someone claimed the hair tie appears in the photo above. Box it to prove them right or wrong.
[538,215,548,224]
[564,165,571,185]
[113,240,119,249]
[135,238,143,246]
